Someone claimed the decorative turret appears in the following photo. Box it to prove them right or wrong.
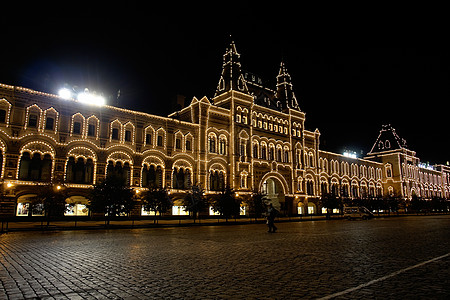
[214,40,249,97]
[275,61,300,111]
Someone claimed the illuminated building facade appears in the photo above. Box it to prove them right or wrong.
[0,41,449,217]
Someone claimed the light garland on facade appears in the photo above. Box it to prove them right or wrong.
[1,41,450,219]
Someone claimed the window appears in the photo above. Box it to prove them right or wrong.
[284,150,289,163]
[112,128,119,140]
[210,170,225,191]
[209,136,216,153]
[218,138,226,155]
[240,143,245,160]
[157,135,163,147]
[306,180,314,196]
[172,167,191,190]
[240,174,247,188]
[142,165,163,188]
[269,147,274,161]
[88,124,95,137]
[125,130,132,142]
[277,148,282,162]
[145,133,152,145]
[28,114,38,128]
[385,164,392,178]
[175,138,181,149]
[45,117,54,130]
[309,153,314,167]
[73,122,81,134]
[66,157,94,184]
[0,109,6,123]
[186,140,191,151]
[261,145,267,160]
[107,161,131,186]
[18,152,52,182]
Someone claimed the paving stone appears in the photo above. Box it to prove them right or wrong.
[1,216,449,299]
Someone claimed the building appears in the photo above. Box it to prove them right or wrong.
[0,41,449,217]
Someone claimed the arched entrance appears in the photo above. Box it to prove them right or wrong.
[260,177,285,211]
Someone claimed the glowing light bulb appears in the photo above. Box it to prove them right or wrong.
[58,88,72,100]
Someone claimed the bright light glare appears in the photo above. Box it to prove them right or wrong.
[343,151,357,159]
[77,91,105,106]
[58,88,72,99]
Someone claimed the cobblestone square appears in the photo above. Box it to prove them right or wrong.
[1,216,449,299]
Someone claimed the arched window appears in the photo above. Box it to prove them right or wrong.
[18,152,52,182]
[261,144,267,160]
[209,135,216,153]
[209,170,225,191]
[306,180,314,196]
[268,145,274,161]
[283,147,289,163]
[66,157,94,184]
[385,164,392,178]
[308,152,314,167]
[242,109,248,124]
[253,142,259,158]
[172,167,191,190]
[18,152,31,180]
[218,136,226,155]
[240,172,247,188]
[106,161,131,186]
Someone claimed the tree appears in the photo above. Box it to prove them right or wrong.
[245,191,267,221]
[211,186,241,222]
[35,183,68,226]
[319,193,340,219]
[182,184,207,223]
[410,194,425,214]
[141,187,172,223]
[89,175,135,225]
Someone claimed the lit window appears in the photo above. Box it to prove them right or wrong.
[172,206,189,216]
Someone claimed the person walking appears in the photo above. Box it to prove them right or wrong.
[266,203,278,233]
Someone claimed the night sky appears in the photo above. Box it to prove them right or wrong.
[1,3,448,164]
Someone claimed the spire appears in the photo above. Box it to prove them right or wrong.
[275,61,300,111]
[214,40,249,97]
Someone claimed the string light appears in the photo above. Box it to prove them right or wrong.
[0,40,449,211]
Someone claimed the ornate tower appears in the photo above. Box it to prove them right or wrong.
[275,61,300,111]
[214,40,249,97]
